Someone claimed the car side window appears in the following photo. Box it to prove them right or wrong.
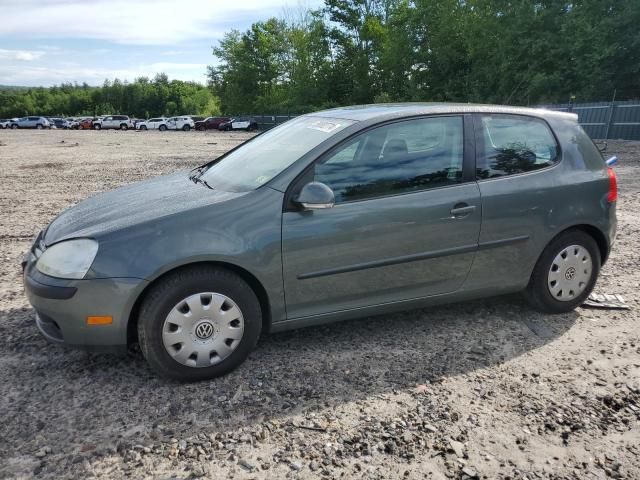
[314,116,464,203]
[476,115,559,179]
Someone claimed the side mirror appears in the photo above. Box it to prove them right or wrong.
[295,182,335,210]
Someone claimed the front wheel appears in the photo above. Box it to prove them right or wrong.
[525,230,600,313]
[11,124,18,129]
[137,266,262,381]
[93,124,101,130]
[159,125,167,131]
[36,124,43,130]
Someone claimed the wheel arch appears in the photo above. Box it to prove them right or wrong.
[567,224,610,266]
[126,261,272,347]
[534,223,610,275]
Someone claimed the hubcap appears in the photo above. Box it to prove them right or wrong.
[547,245,592,302]
[162,292,244,368]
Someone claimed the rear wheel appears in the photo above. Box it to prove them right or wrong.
[182,125,191,131]
[159,124,167,131]
[36,124,43,130]
[93,124,101,130]
[11,124,18,129]
[140,125,147,130]
[525,230,600,313]
[120,124,128,130]
[137,266,262,381]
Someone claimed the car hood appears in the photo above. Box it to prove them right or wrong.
[44,171,244,245]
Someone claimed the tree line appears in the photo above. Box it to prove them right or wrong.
[1,0,638,119]
[209,0,640,114]
[0,73,220,119]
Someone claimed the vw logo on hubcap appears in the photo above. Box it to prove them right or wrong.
[565,267,576,280]
[194,321,214,340]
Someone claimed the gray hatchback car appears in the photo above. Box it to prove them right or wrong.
[23,104,617,380]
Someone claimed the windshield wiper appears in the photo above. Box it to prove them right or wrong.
[188,166,214,189]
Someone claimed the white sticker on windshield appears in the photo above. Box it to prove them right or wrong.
[307,121,341,133]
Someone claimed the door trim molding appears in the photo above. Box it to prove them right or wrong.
[478,235,530,250]
[297,234,529,280]
[297,243,477,280]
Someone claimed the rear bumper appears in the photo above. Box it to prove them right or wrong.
[23,252,147,351]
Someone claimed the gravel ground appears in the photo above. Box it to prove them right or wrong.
[0,130,638,480]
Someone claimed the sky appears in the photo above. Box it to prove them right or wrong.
[0,0,322,87]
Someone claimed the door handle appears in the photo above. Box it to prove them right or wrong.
[450,203,476,218]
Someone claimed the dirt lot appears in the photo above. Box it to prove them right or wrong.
[0,129,639,480]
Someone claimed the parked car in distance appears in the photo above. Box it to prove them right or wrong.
[218,117,258,131]
[195,116,230,131]
[137,117,168,131]
[93,115,133,130]
[50,118,70,129]
[131,118,145,129]
[22,104,617,381]
[76,117,96,130]
[167,116,195,131]
[0,119,10,129]
[10,116,51,129]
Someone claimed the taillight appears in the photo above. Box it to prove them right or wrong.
[607,167,617,203]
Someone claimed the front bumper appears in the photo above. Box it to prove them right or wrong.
[22,240,148,351]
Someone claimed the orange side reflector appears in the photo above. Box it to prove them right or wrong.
[87,316,113,325]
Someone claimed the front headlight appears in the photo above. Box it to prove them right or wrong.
[36,239,99,279]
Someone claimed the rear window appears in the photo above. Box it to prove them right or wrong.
[476,114,559,179]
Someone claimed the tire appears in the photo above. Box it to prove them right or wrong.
[137,266,262,381]
[120,124,128,130]
[197,126,204,131]
[11,124,18,129]
[140,125,147,130]
[182,125,191,131]
[93,124,101,130]
[525,229,601,314]
[159,125,167,132]
[36,124,43,130]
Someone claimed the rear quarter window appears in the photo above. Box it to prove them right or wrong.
[476,114,559,179]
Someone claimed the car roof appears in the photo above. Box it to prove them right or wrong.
[307,102,577,123]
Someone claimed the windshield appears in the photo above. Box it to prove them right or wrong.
[200,116,355,192]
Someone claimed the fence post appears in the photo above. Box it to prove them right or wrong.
[604,90,617,142]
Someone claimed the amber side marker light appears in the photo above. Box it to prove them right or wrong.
[87,316,113,325]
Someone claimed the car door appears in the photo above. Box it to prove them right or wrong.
[281,115,481,319]
[464,113,564,291]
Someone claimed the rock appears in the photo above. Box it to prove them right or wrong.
[191,464,206,477]
[35,448,48,458]
[424,424,437,433]
[290,460,302,471]
[462,466,478,478]
[178,440,187,450]
[309,460,319,471]
[449,440,465,458]
[238,458,255,471]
